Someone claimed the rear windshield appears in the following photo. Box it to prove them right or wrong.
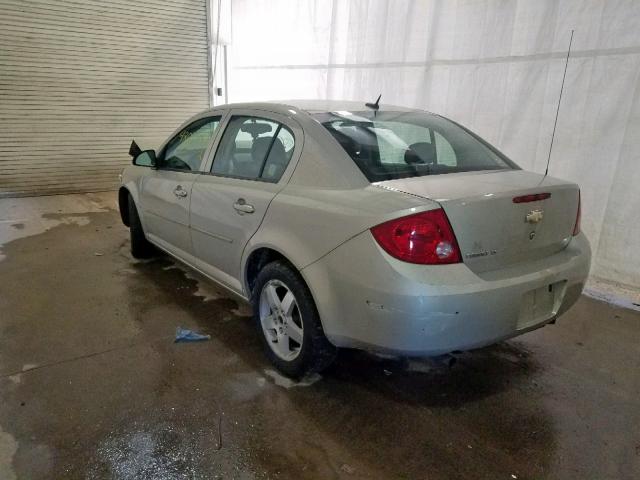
[314,110,518,182]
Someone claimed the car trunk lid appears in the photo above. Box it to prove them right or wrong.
[376,170,580,273]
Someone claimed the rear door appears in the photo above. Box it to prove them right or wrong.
[190,110,301,292]
[139,115,222,256]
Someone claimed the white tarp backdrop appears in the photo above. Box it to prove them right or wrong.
[225,0,640,292]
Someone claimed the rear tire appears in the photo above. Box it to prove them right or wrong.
[252,260,336,378]
[128,194,155,259]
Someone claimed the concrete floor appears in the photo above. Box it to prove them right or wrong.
[0,192,638,480]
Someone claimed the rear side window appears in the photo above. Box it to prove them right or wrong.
[211,116,295,182]
[314,111,517,182]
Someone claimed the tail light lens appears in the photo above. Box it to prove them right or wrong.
[513,192,551,203]
[572,190,581,236]
[370,209,462,264]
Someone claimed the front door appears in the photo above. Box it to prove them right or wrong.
[139,170,196,256]
[190,112,300,293]
[139,115,222,257]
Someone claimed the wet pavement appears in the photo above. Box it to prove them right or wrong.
[0,193,639,480]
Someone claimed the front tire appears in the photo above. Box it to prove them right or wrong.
[252,261,336,378]
[127,194,155,259]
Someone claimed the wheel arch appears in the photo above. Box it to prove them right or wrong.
[118,187,131,226]
[243,244,336,349]
[118,179,145,228]
[243,246,299,296]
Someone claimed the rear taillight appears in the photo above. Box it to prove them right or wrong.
[572,190,581,236]
[370,209,462,264]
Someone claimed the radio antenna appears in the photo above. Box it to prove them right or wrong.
[365,94,382,115]
[545,29,574,176]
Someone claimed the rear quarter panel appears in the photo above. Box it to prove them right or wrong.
[242,184,440,287]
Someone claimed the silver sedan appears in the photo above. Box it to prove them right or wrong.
[119,100,591,378]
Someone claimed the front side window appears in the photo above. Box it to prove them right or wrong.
[158,116,221,171]
[314,111,518,182]
[211,116,295,182]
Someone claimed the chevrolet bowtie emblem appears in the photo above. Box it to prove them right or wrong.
[526,209,544,224]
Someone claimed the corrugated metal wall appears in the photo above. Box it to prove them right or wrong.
[0,0,211,197]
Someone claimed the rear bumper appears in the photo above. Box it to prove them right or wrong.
[301,232,591,356]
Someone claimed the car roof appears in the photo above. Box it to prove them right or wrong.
[204,99,421,116]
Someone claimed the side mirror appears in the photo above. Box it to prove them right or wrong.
[133,149,156,167]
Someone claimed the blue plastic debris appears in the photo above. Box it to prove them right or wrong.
[174,327,211,343]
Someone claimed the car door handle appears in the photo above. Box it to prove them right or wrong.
[233,199,255,214]
[173,185,188,198]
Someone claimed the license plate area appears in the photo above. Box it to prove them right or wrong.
[518,280,567,329]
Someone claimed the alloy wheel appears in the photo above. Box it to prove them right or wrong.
[259,279,304,361]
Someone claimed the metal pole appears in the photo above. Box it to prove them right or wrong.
[205,0,214,108]
[223,45,229,104]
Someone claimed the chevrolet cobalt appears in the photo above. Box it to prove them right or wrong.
[119,100,590,377]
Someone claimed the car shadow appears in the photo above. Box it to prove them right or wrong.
[129,252,556,479]
[322,341,539,408]
[130,251,539,402]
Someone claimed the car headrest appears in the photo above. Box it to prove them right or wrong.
[405,142,436,165]
[241,122,272,136]
[252,137,287,163]
[251,136,273,163]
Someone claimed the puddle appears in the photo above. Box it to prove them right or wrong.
[0,193,111,263]
[0,426,17,480]
[94,430,190,480]
[161,262,253,317]
[90,426,258,480]
[162,264,223,303]
[226,373,268,402]
[0,215,91,262]
[263,369,321,389]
